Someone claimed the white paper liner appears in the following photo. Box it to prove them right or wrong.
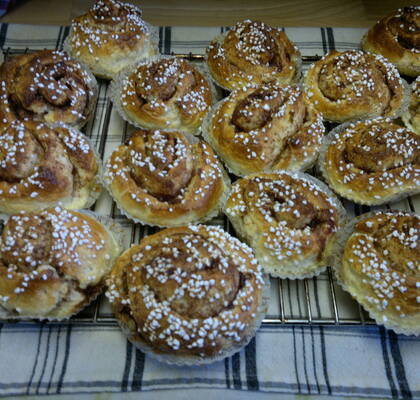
[331,210,420,336]
[110,55,217,136]
[201,86,324,177]
[63,22,159,80]
[205,31,303,92]
[101,133,231,228]
[225,170,348,280]
[302,66,410,123]
[0,210,124,322]
[401,78,420,135]
[116,275,270,366]
[317,118,420,205]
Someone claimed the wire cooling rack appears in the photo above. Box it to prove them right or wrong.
[0,47,418,327]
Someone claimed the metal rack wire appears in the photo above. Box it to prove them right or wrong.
[0,47,417,328]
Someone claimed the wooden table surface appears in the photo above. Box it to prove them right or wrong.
[1,0,417,27]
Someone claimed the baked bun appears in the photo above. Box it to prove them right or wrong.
[0,50,97,128]
[402,76,420,135]
[206,20,301,91]
[113,57,213,135]
[225,171,346,279]
[319,118,420,205]
[106,224,267,364]
[203,82,324,176]
[361,6,420,77]
[104,128,230,227]
[335,210,419,335]
[67,0,157,79]
[304,50,407,123]
[0,121,101,214]
[0,207,121,320]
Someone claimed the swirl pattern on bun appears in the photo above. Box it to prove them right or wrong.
[106,224,266,363]
[0,50,97,128]
[104,129,230,227]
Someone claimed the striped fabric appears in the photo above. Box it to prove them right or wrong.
[0,23,419,399]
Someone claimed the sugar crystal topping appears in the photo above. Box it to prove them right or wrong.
[226,173,340,263]
[346,211,419,317]
[106,225,265,353]
[0,207,109,303]
[325,118,420,191]
[70,0,149,53]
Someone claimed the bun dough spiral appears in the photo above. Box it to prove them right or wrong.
[68,0,157,79]
[0,50,97,128]
[104,129,230,227]
[319,118,420,205]
[336,211,419,335]
[304,50,407,123]
[402,76,420,135]
[0,207,120,319]
[206,20,301,91]
[361,6,420,77]
[106,224,266,363]
[204,82,324,176]
[225,171,346,279]
[0,121,100,214]
[115,57,212,135]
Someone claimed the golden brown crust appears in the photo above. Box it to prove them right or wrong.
[225,171,345,278]
[304,50,406,123]
[0,207,121,319]
[104,129,230,227]
[403,76,420,135]
[205,83,324,176]
[118,58,212,134]
[206,20,301,91]
[68,0,157,79]
[0,121,100,214]
[361,6,420,77]
[338,211,419,335]
[106,225,265,359]
[0,50,97,128]
[320,118,420,205]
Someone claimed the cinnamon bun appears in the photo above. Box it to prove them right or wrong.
[225,171,346,279]
[319,118,420,205]
[104,128,230,227]
[0,50,97,128]
[0,121,101,214]
[106,224,267,364]
[304,50,407,123]
[112,57,213,135]
[335,210,419,335]
[0,207,121,320]
[206,20,301,91]
[203,82,324,176]
[67,0,157,79]
[361,6,420,78]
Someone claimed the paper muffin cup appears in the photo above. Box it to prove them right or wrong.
[101,132,231,228]
[110,55,217,136]
[63,22,159,81]
[0,210,125,322]
[401,78,420,135]
[225,170,348,280]
[317,118,420,205]
[331,210,420,336]
[205,31,303,92]
[201,86,324,177]
[115,275,270,366]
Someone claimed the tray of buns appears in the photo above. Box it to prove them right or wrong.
[0,48,417,328]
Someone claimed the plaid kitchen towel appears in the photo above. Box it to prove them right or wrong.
[0,23,419,399]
